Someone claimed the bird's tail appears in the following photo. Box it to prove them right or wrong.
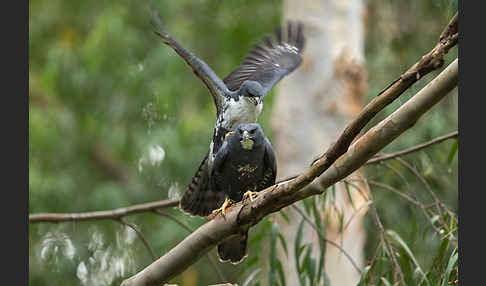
[179,152,225,217]
[217,230,249,264]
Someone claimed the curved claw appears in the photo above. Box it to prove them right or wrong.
[243,191,259,202]
[225,131,234,139]
[212,198,232,217]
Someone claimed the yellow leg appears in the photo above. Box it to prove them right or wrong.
[212,198,232,217]
[225,131,234,139]
[243,191,259,202]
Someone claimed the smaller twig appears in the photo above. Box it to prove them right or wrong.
[360,177,405,285]
[368,180,426,208]
[370,180,444,235]
[366,131,458,164]
[29,199,180,223]
[382,161,413,193]
[395,157,456,232]
[153,210,193,233]
[117,218,157,262]
[277,130,458,186]
[341,180,372,232]
[350,177,444,237]
[397,157,458,230]
[366,239,384,285]
[290,205,362,274]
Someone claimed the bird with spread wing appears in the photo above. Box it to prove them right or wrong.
[150,9,304,217]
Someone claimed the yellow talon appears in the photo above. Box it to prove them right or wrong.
[243,191,259,202]
[225,131,234,139]
[212,198,232,217]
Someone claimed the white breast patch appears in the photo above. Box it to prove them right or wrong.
[220,97,263,130]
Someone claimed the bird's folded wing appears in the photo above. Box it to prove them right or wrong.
[260,137,277,190]
[179,152,226,217]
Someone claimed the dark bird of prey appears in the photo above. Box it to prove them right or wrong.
[209,123,277,264]
[150,9,304,216]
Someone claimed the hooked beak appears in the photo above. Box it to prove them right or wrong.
[240,130,254,150]
[251,97,260,106]
[257,95,265,105]
[242,130,250,141]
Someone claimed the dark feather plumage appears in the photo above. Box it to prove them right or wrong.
[210,123,277,263]
[223,21,305,94]
[179,152,226,216]
[151,9,300,220]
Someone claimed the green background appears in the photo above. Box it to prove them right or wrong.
[29,0,458,285]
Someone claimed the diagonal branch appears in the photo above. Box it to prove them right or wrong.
[310,12,457,166]
[120,58,458,286]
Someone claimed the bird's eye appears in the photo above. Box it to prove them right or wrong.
[249,129,255,134]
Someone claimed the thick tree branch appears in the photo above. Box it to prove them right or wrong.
[304,59,458,198]
[277,12,457,186]
[29,199,179,223]
[120,59,457,286]
[310,12,457,165]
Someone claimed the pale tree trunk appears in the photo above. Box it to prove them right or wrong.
[271,0,369,285]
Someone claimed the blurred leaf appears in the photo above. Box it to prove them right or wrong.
[344,182,356,210]
[380,277,393,286]
[277,233,288,258]
[387,230,431,286]
[441,248,458,286]
[311,197,326,284]
[356,265,372,286]
[301,198,312,215]
[276,260,286,286]
[279,209,290,223]
[269,222,279,286]
[447,139,458,165]
[294,219,305,266]
[242,268,261,286]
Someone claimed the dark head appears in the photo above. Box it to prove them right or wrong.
[239,80,265,105]
[231,123,265,150]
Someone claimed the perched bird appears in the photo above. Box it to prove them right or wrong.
[210,123,277,263]
[150,9,304,216]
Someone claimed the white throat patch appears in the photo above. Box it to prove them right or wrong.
[221,97,263,130]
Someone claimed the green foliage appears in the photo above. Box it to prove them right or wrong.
[29,0,457,285]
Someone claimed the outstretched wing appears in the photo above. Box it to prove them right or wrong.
[179,152,226,217]
[223,21,305,94]
[151,8,229,115]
